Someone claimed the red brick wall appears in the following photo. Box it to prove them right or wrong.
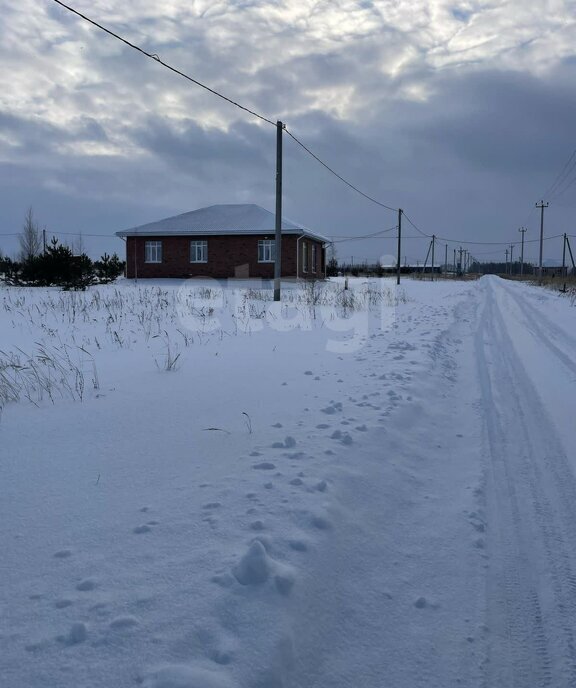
[125,235,326,279]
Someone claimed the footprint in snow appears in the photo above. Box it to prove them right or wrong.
[271,436,296,449]
[76,578,97,592]
[140,664,236,688]
[330,430,353,445]
[55,599,74,609]
[252,462,276,471]
[109,615,139,631]
[53,549,72,559]
[310,514,331,530]
[133,524,153,534]
[58,622,88,646]
[289,539,308,552]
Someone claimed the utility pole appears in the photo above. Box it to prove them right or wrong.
[518,227,527,277]
[510,244,514,275]
[444,243,448,277]
[458,246,463,276]
[536,200,549,286]
[431,234,436,281]
[396,208,403,286]
[42,228,47,255]
[562,233,567,277]
[274,121,284,302]
[453,248,456,277]
[566,236,576,273]
[505,248,509,275]
[422,240,432,277]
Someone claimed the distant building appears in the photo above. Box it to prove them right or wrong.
[116,204,328,279]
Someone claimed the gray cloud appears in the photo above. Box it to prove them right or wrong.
[1,0,575,264]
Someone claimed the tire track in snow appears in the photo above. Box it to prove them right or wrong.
[476,278,576,688]
[497,280,576,378]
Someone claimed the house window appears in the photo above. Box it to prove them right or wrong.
[190,240,208,263]
[311,244,317,272]
[258,239,275,263]
[145,240,162,263]
[302,242,308,273]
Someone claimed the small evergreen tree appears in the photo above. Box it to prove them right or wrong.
[94,252,125,283]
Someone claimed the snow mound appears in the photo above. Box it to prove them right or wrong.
[233,540,271,585]
[232,539,296,595]
[141,664,236,688]
[62,622,87,645]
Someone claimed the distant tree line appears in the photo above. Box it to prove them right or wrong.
[470,260,536,275]
[0,207,125,289]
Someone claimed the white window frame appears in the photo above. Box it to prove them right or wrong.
[302,242,308,273]
[258,239,275,263]
[145,240,162,263]
[190,240,208,263]
[311,244,317,273]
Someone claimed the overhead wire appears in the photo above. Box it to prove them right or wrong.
[544,148,576,199]
[51,0,276,127]
[52,1,401,216]
[284,128,398,213]
[39,2,575,256]
[329,226,397,243]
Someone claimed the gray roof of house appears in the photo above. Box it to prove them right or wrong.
[116,204,329,242]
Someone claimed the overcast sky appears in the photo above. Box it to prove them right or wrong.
[1,0,575,265]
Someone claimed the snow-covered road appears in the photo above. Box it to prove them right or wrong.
[1,276,575,687]
[476,278,576,688]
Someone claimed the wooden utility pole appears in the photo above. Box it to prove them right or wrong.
[422,240,432,276]
[453,248,456,277]
[510,244,514,275]
[274,121,284,302]
[396,208,403,285]
[458,246,463,276]
[566,236,576,272]
[536,200,549,286]
[444,243,448,276]
[505,248,509,274]
[518,227,527,277]
[431,234,436,282]
[562,233,567,277]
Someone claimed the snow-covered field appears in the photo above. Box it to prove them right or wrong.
[1,275,575,688]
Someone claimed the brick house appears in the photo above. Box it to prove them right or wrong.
[116,204,328,279]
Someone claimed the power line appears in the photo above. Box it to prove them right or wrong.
[330,226,397,242]
[51,0,276,127]
[53,1,403,215]
[544,149,576,199]
[400,212,432,237]
[551,164,576,198]
[284,128,398,213]
[0,231,117,238]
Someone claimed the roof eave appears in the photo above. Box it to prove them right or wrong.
[115,228,330,243]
